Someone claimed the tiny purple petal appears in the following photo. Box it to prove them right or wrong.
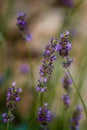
[15,97,21,102]
[56,44,62,51]
[66,42,72,50]
[2,113,7,118]
[44,103,48,107]
[66,30,70,35]
[40,88,46,92]
[24,33,32,42]
[36,86,40,91]
[60,33,64,38]
[12,82,16,87]
[44,78,48,83]
[17,88,22,93]
[3,118,8,123]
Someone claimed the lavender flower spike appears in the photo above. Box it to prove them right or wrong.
[70,105,83,130]
[36,38,58,92]
[2,82,22,123]
[61,94,70,108]
[62,72,72,92]
[56,30,72,57]
[17,12,32,42]
[38,103,51,127]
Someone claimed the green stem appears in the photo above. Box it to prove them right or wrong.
[6,121,9,130]
[66,68,87,119]
[40,92,44,106]
[25,43,35,88]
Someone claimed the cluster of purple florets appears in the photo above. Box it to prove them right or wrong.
[17,12,32,41]
[70,105,83,130]
[56,30,71,57]
[62,73,72,92]
[38,103,51,127]
[56,31,73,68]
[36,38,57,92]
[61,94,70,108]
[61,73,72,108]
[2,112,15,123]
[2,82,22,122]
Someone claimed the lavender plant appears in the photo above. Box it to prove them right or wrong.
[2,82,22,129]
[56,30,87,119]
[17,12,32,41]
[61,73,72,108]
[36,38,58,129]
[36,38,57,93]
[70,105,83,130]
[38,103,51,129]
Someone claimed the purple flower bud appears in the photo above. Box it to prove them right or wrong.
[56,31,72,57]
[70,105,83,130]
[66,42,72,50]
[12,82,16,87]
[2,113,7,118]
[38,103,51,126]
[62,73,72,92]
[17,12,32,42]
[15,97,21,102]
[61,94,70,108]
[2,82,22,123]
[23,33,32,42]
[17,88,22,93]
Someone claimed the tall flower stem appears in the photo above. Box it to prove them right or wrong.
[6,121,9,130]
[25,43,35,88]
[66,68,87,118]
[40,92,44,106]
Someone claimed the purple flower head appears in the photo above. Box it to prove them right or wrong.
[38,103,51,126]
[17,13,27,31]
[36,38,57,92]
[17,12,32,42]
[61,94,70,108]
[62,56,73,68]
[36,79,47,93]
[20,64,30,74]
[23,33,32,42]
[6,82,22,111]
[62,72,72,92]
[2,112,15,123]
[56,31,72,57]
[70,105,83,130]
[2,82,22,123]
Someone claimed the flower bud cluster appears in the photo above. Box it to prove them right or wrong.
[61,73,72,108]
[56,31,71,57]
[38,103,51,127]
[70,105,83,130]
[36,38,58,92]
[2,82,22,122]
[17,12,32,41]
[56,31,73,68]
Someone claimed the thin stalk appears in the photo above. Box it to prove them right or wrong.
[6,121,9,130]
[40,92,44,106]
[66,68,87,119]
[25,43,35,88]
